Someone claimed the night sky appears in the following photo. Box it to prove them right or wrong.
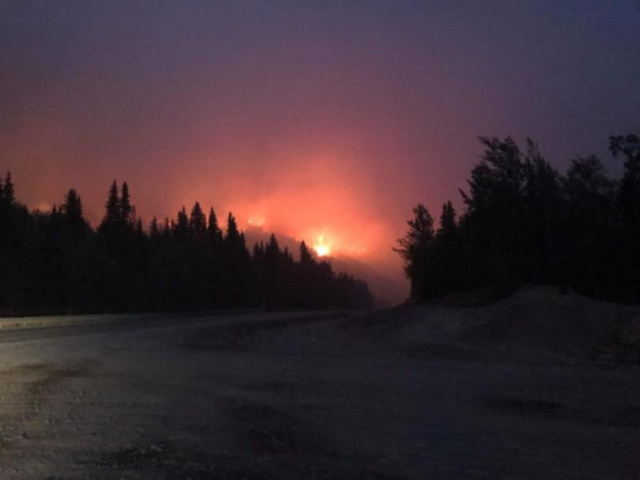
[1,1,639,288]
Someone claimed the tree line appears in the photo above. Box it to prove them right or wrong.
[396,134,640,304]
[0,177,372,316]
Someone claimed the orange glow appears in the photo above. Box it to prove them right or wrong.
[313,235,332,257]
[191,153,390,263]
[247,216,266,228]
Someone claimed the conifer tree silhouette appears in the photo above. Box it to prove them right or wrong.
[121,182,133,226]
[189,202,207,236]
[1,172,15,206]
[395,204,434,299]
[104,181,120,226]
[175,207,189,240]
[208,207,223,245]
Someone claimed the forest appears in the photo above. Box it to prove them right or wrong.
[396,134,640,304]
[0,178,372,316]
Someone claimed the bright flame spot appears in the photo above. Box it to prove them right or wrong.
[314,244,331,257]
[247,216,266,227]
[313,235,332,257]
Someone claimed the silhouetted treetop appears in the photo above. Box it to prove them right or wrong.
[394,204,434,299]
[394,204,434,265]
[208,207,222,244]
[1,172,15,206]
[610,134,640,168]
[121,182,133,225]
[299,241,314,268]
[0,176,372,315]
[189,202,207,236]
[226,213,239,241]
[104,181,120,225]
[150,217,160,238]
[398,134,640,305]
[175,207,189,240]
[438,201,457,237]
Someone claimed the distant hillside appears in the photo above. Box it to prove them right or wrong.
[243,226,408,307]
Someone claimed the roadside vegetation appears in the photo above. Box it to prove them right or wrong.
[0,178,372,316]
[396,134,640,305]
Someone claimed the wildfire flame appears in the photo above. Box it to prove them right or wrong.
[313,235,332,257]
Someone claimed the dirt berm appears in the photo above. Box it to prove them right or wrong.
[357,286,640,363]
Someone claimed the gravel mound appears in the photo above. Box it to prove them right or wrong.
[462,287,637,356]
[369,286,640,362]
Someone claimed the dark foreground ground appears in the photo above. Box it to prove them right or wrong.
[0,308,638,479]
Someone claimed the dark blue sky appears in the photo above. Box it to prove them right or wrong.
[1,1,639,278]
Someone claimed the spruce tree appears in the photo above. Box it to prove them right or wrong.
[175,207,189,240]
[121,182,133,225]
[394,204,434,300]
[208,207,223,245]
[150,217,160,238]
[63,189,83,222]
[3,172,15,205]
[105,181,120,225]
[563,156,614,298]
[610,134,640,301]
[189,202,206,235]
[226,213,239,242]
[62,189,88,237]
[299,241,314,268]
[438,201,457,238]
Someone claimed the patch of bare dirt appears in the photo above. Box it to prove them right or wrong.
[356,286,640,363]
[461,287,640,361]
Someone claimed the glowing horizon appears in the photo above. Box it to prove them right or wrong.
[1,2,637,305]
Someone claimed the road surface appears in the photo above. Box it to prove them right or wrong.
[0,311,638,479]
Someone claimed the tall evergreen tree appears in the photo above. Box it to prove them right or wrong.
[394,204,434,300]
[62,189,82,221]
[189,202,207,236]
[61,189,88,236]
[175,207,189,240]
[223,213,251,305]
[208,207,223,245]
[438,201,457,239]
[563,156,615,298]
[226,213,240,242]
[150,217,160,238]
[610,134,640,301]
[521,140,562,285]
[3,172,15,205]
[120,182,133,226]
[459,137,531,291]
[104,181,120,225]
[163,218,171,238]
[299,241,314,268]
[423,201,462,297]
[395,134,640,305]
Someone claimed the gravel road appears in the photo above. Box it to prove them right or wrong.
[0,311,638,479]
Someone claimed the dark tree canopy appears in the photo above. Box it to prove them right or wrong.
[2,172,15,205]
[394,204,434,299]
[208,207,223,245]
[398,134,640,305]
[0,175,373,316]
[104,181,120,226]
[120,182,133,225]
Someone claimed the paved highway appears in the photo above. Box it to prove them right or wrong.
[0,311,638,479]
